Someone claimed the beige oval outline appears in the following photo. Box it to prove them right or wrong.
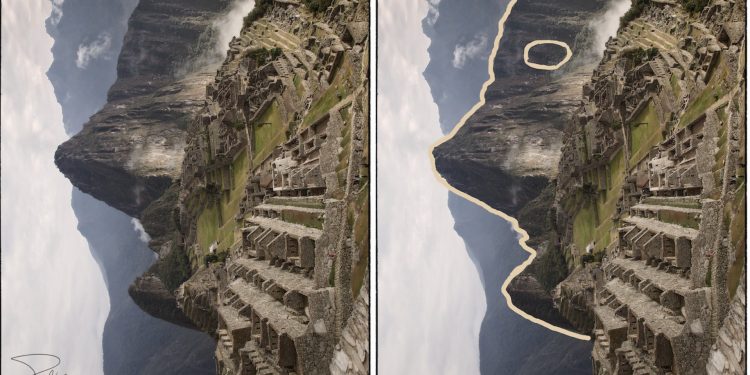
[428,0,591,341]
[523,40,573,70]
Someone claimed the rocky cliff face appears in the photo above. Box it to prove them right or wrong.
[433,0,610,216]
[469,0,746,373]
[55,0,231,217]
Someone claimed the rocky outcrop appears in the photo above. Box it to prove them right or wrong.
[177,264,221,333]
[127,273,197,329]
[55,0,231,217]
[506,274,578,330]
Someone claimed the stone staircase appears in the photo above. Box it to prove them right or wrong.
[230,257,316,313]
[594,156,706,374]
[239,340,282,375]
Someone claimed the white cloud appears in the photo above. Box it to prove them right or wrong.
[588,0,630,58]
[452,33,488,69]
[131,218,151,243]
[378,0,485,373]
[213,0,256,58]
[49,0,64,25]
[1,1,109,374]
[425,0,441,26]
[174,0,255,76]
[75,32,112,69]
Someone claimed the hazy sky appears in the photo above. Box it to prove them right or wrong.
[1,0,110,373]
[378,0,486,372]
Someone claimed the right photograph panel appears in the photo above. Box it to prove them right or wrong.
[378,0,747,373]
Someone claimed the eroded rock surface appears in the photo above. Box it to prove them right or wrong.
[55,0,231,217]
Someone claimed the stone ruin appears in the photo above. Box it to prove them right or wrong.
[546,1,746,374]
[174,0,370,374]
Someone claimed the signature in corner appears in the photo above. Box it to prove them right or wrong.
[11,353,65,375]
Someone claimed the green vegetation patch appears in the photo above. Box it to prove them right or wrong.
[195,151,249,260]
[196,202,221,254]
[711,105,730,191]
[680,0,709,13]
[153,241,191,291]
[243,0,272,28]
[593,150,627,251]
[642,196,702,209]
[293,74,305,99]
[573,201,597,255]
[629,100,663,167]
[572,149,626,256]
[280,209,323,229]
[659,210,700,229]
[727,183,746,297]
[670,73,682,99]
[302,55,353,128]
[351,182,369,297]
[266,196,325,209]
[679,53,729,128]
[622,47,659,66]
[204,252,229,267]
[335,120,352,197]
[620,0,651,29]
[302,0,333,13]
[339,104,352,123]
[716,104,728,123]
[247,47,282,65]
[252,100,287,167]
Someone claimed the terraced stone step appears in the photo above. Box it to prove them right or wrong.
[623,216,699,240]
[232,257,316,307]
[255,19,302,46]
[248,20,299,51]
[608,257,691,296]
[240,339,282,375]
[631,20,678,48]
[218,305,252,329]
[631,203,701,215]
[604,279,684,337]
[245,26,296,51]
[265,195,325,209]
[635,20,678,44]
[228,278,308,337]
[272,60,292,78]
[630,203,701,229]
[243,28,278,50]
[593,305,627,358]
[241,219,319,272]
[246,215,323,240]
[252,203,325,229]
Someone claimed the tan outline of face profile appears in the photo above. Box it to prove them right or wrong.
[523,40,573,70]
[429,0,590,341]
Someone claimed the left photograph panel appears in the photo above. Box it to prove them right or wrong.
[1,0,370,374]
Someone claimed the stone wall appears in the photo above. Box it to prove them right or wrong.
[706,270,746,375]
[330,271,369,375]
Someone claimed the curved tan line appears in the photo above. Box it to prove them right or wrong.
[428,0,591,341]
[523,40,573,70]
